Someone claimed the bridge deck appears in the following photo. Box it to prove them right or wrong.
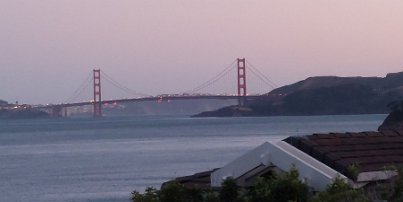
[35,95,263,109]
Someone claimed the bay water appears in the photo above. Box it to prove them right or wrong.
[0,115,386,202]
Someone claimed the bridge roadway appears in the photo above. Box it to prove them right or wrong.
[35,95,263,109]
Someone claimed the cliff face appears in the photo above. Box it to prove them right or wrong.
[378,101,403,131]
[378,110,403,131]
[195,72,403,117]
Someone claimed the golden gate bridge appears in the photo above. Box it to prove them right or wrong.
[35,58,277,117]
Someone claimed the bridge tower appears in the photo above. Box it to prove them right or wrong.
[237,58,247,106]
[93,69,102,117]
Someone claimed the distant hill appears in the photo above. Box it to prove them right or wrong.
[194,72,403,117]
[0,99,8,106]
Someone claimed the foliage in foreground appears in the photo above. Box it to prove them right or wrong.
[131,167,403,202]
[246,167,309,202]
[309,178,369,202]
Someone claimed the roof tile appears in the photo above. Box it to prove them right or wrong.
[284,130,403,179]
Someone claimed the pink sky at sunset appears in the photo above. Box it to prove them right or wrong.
[1,0,403,104]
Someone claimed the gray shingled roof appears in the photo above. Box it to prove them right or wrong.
[284,130,403,180]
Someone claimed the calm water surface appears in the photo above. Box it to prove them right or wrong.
[0,115,386,202]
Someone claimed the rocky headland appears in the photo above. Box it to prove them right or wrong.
[194,72,403,117]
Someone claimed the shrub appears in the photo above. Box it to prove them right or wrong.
[246,177,272,202]
[204,188,220,202]
[245,167,310,202]
[389,167,403,201]
[219,177,239,202]
[269,167,310,202]
[131,187,159,202]
[159,181,189,202]
[309,178,369,202]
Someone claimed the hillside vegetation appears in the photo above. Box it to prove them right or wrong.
[195,72,403,117]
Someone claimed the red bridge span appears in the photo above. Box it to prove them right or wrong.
[35,58,276,117]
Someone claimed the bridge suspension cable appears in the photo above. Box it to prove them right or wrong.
[101,71,152,98]
[183,59,237,94]
[64,73,93,103]
[62,59,276,105]
[246,60,278,89]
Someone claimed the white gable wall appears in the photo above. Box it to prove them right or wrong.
[211,140,348,191]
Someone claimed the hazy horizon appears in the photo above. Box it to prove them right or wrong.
[1,0,403,104]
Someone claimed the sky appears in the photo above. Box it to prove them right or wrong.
[1,0,403,104]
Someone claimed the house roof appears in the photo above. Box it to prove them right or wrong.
[211,141,345,191]
[170,130,403,191]
[284,130,403,180]
[162,169,218,189]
